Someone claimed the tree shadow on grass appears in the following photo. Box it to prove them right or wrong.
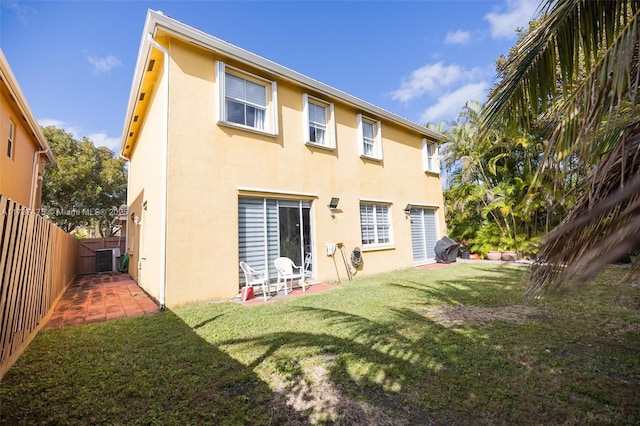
[214,304,535,424]
[209,265,639,424]
[0,310,306,425]
[390,264,531,307]
[217,314,444,424]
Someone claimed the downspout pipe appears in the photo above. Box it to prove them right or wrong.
[147,32,169,310]
[119,154,131,259]
[29,149,49,210]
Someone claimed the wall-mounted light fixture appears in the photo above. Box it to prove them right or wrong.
[404,203,412,214]
[328,197,340,218]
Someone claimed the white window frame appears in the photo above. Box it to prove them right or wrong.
[303,94,335,149]
[216,61,278,136]
[360,202,392,247]
[7,120,15,158]
[357,114,382,160]
[422,138,440,173]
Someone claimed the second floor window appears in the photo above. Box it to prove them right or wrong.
[225,73,267,129]
[7,120,15,158]
[362,121,375,155]
[360,203,391,246]
[217,61,278,135]
[422,138,440,173]
[357,114,382,160]
[303,94,335,148]
[309,102,327,144]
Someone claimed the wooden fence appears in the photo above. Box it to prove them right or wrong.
[0,195,79,380]
[78,237,126,275]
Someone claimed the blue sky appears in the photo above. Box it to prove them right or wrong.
[1,0,540,153]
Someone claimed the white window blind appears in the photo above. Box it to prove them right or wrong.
[309,102,327,144]
[360,203,390,246]
[411,208,438,261]
[226,73,267,106]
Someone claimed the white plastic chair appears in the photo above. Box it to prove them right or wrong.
[274,256,307,295]
[303,252,313,279]
[239,261,270,301]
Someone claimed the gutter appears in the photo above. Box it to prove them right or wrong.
[146,32,169,311]
[119,153,130,260]
[29,149,49,210]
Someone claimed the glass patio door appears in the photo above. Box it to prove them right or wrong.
[279,205,304,266]
[239,197,312,286]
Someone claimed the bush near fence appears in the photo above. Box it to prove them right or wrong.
[0,195,79,380]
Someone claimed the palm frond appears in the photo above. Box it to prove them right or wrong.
[526,121,640,297]
[484,0,640,166]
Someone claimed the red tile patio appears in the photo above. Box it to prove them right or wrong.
[241,282,339,306]
[44,273,160,330]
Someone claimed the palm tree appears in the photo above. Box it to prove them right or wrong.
[443,101,555,256]
[483,0,640,296]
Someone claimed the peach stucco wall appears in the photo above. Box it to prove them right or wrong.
[0,96,45,209]
[129,36,446,307]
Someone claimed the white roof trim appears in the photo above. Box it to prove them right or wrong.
[0,49,55,164]
[119,9,444,156]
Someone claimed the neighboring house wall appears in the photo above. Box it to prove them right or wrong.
[121,12,445,307]
[0,49,54,209]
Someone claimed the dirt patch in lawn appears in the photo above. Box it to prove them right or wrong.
[425,305,547,327]
[271,354,433,425]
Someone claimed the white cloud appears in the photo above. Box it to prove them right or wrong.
[419,82,489,124]
[391,62,485,102]
[484,0,539,39]
[39,118,82,137]
[445,30,471,45]
[87,131,120,152]
[391,61,489,103]
[38,119,120,153]
[2,0,36,24]
[86,54,122,74]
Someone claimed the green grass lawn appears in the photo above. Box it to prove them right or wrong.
[1,263,639,425]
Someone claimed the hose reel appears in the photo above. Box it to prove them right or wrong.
[333,243,363,282]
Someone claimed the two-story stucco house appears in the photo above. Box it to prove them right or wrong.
[0,49,55,209]
[119,10,446,308]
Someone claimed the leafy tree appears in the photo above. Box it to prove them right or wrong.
[41,126,127,237]
[483,0,640,296]
[442,101,559,257]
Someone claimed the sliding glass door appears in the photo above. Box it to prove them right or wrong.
[238,197,312,286]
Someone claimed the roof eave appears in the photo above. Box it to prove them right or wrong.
[118,11,156,159]
[120,9,445,157]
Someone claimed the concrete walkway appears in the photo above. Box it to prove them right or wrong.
[44,273,160,330]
